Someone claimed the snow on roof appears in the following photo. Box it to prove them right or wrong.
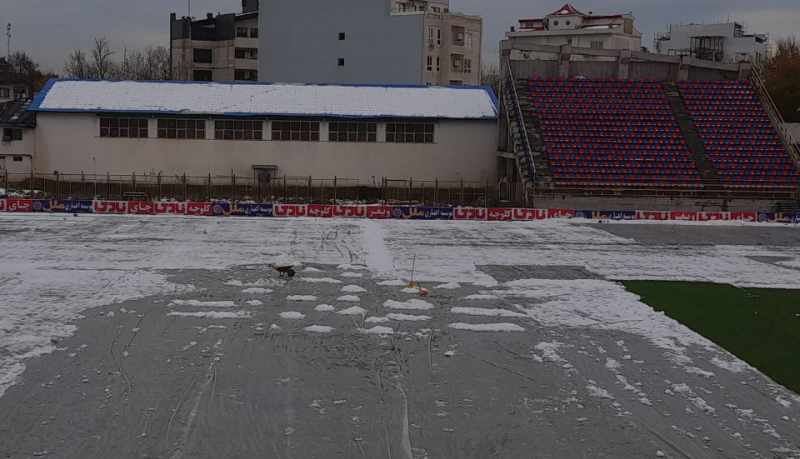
[30,79,499,120]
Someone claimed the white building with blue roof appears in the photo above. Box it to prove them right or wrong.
[26,79,499,183]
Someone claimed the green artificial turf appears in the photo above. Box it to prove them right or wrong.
[623,281,800,393]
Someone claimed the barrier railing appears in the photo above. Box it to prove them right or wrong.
[0,198,797,224]
[503,64,536,203]
[751,65,800,172]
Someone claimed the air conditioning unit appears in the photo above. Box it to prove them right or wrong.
[429,42,435,50]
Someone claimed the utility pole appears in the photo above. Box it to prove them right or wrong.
[6,23,10,58]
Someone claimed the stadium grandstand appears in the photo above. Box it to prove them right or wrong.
[499,9,800,211]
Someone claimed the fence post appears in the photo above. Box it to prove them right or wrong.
[333,176,337,203]
[232,172,237,202]
[257,172,262,203]
[157,173,162,200]
[460,179,464,207]
[434,178,439,207]
[53,172,59,201]
[3,169,8,197]
[485,179,489,208]
[408,178,413,206]
[132,172,136,194]
[207,173,212,201]
[308,176,312,204]
[182,173,187,201]
[80,172,85,200]
[283,175,288,203]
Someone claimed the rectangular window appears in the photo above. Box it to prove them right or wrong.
[590,41,604,49]
[250,28,259,38]
[157,118,206,140]
[235,48,258,60]
[427,56,433,71]
[338,32,346,41]
[99,117,149,138]
[3,127,22,141]
[271,121,320,142]
[236,27,248,38]
[0,88,9,98]
[214,119,263,140]
[13,156,22,162]
[464,58,473,74]
[235,69,258,81]
[193,70,213,81]
[193,48,213,63]
[385,123,434,144]
[466,33,474,49]
[328,122,377,142]
[338,58,345,66]
[436,57,440,72]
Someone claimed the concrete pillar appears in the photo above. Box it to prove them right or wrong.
[738,63,753,80]
[617,50,630,79]
[559,45,572,79]
[678,57,691,80]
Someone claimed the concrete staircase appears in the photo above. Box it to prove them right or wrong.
[513,81,553,188]
[661,81,721,187]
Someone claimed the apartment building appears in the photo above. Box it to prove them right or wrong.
[655,22,768,64]
[259,0,482,86]
[505,4,642,54]
[170,0,260,82]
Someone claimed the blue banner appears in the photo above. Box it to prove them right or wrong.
[392,207,454,220]
[758,212,799,224]
[574,210,636,221]
[229,203,274,217]
[31,199,54,213]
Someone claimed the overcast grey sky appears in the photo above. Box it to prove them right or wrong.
[2,0,798,73]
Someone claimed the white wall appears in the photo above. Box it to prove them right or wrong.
[656,23,766,63]
[0,127,35,174]
[33,113,498,182]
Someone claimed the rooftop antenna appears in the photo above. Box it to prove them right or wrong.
[188,0,191,19]
[6,23,10,58]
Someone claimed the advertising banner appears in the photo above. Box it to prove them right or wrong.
[93,201,129,214]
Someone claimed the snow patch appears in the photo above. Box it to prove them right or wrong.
[448,323,525,332]
[340,272,363,278]
[385,313,431,322]
[435,282,462,290]
[365,316,390,324]
[287,295,318,302]
[337,306,367,316]
[341,285,367,293]
[242,288,273,294]
[358,326,395,335]
[168,311,250,319]
[279,311,306,320]
[169,300,236,308]
[305,325,334,334]
[245,300,264,306]
[300,277,343,284]
[450,307,527,318]
[586,385,615,400]
[464,294,500,300]
[337,295,361,302]
[314,304,335,312]
[383,299,434,311]
[377,280,408,286]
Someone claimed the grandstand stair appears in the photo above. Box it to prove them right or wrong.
[661,82,721,187]
[515,81,555,187]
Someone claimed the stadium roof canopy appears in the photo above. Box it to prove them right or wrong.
[30,79,499,120]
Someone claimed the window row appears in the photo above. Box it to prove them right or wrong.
[99,118,435,143]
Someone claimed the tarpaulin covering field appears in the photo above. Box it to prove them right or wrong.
[1,213,799,458]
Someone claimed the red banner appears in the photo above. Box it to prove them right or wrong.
[307,205,333,218]
[186,202,213,216]
[548,209,574,219]
[454,208,488,220]
[729,212,757,222]
[366,206,393,219]
[129,201,155,215]
[670,211,698,221]
[0,199,5,212]
[487,208,513,221]
[697,212,729,222]
[513,208,547,220]
[274,204,307,217]
[636,211,670,221]
[333,205,366,218]
[154,202,187,214]
[93,200,128,214]
[7,199,33,212]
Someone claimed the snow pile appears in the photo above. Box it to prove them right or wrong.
[337,306,367,316]
[341,285,367,293]
[279,311,306,320]
[464,294,500,300]
[383,299,435,311]
[448,323,525,332]
[246,300,264,306]
[586,385,615,400]
[301,278,343,284]
[365,317,390,324]
[314,304,335,312]
[169,300,236,308]
[305,325,334,334]
[303,267,323,273]
[358,326,395,335]
[377,280,408,287]
[340,272,363,278]
[242,288,273,294]
[169,311,250,319]
[435,282,462,290]
[337,295,361,302]
[338,264,368,271]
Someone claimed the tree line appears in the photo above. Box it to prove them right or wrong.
[64,38,170,81]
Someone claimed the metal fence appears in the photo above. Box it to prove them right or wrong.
[0,172,528,207]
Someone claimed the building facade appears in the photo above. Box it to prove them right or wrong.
[26,80,498,183]
[0,99,35,174]
[654,22,768,64]
[170,0,260,82]
[0,58,29,103]
[504,3,642,58]
[258,0,482,86]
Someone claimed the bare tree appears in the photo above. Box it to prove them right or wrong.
[765,36,800,123]
[7,51,44,95]
[481,63,501,97]
[65,50,92,79]
[90,37,117,79]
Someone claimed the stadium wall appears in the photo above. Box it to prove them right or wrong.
[32,113,498,182]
